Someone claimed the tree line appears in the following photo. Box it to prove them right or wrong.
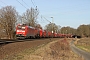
[45,23,90,37]
[0,6,89,39]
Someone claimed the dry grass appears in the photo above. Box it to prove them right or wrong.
[76,38,90,52]
[22,38,84,60]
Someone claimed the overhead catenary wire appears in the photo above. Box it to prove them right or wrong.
[30,0,51,24]
[42,16,51,23]
[33,0,36,5]
[16,0,27,9]
[0,0,7,5]
[22,0,37,11]
[31,0,36,8]
[22,0,30,8]
[18,0,52,24]
[17,0,51,25]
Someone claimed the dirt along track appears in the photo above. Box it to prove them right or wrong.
[0,38,60,59]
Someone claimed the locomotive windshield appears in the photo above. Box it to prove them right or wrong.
[17,25,26,30]
[17,25,22,29]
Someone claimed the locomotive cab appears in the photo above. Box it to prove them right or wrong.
[16,24,26,38]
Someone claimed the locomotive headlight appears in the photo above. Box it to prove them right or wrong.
[22,31,25,32]
[17,30,21,32]
[17,30,25,32]
[22,27,25,29]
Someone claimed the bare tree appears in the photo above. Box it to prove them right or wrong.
[0,6,18,39]
[45,23,58,33]
[16,15,22,24]
[22,7,39,27]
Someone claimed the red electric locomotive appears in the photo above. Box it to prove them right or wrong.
[16,24,43,39]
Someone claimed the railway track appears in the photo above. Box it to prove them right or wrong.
[0,38,53,45]
[0,39,16,44]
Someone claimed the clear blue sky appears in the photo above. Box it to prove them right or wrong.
[0,0,90,29]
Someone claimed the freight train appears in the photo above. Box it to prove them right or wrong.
[16,24,72,39]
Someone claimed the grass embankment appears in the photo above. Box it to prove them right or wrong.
[5,38,84,60]
[75,38,90,53]
[22,38,84,60]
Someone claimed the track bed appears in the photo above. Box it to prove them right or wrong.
[0,38,59,59]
